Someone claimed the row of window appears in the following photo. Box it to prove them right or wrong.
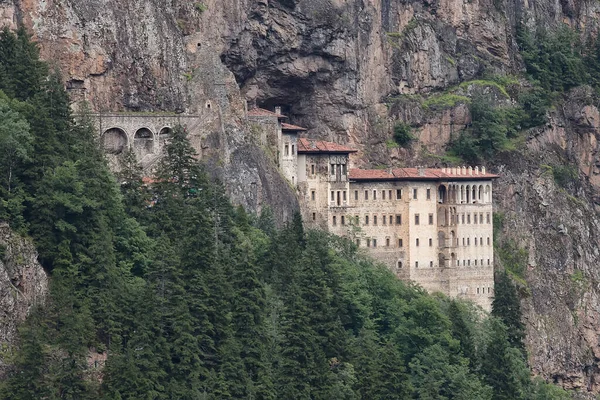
[355,236,491,249]
[454,212,491,225]
[396,259,492,268]
[329,212,491,228]
[355,188,430,201]
[284,143,295,156]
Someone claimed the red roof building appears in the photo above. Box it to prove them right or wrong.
[297,138,357,154]
[247,108,287,119]
[349,167,498,181]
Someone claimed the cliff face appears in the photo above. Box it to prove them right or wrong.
[3,0,600,393]
[0,223,48,377]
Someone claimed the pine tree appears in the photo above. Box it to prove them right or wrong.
[492,271,526,352]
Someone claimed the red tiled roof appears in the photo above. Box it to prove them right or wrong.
[297,138,357,153]
[282,122,307,131]
[349,167,498,181]
[247,108,287,118]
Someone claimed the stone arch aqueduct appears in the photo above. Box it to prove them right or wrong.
[87,113,206,164]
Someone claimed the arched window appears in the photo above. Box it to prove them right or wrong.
[134,128,154,159]
[102,128,128,154]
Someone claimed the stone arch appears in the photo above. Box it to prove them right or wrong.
[133,127,154,159]
[159,126,173,146]
[102,127,128,154]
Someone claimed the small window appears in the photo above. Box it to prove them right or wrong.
[457,260,460,266]
[285,144,289,156]
[468,260,471,266]
[311,191,316,201]
[291,144,295,155]
[467,214,471,224]
[342,164,347,175]
[397,261,403,268]
[480,213,483,223]
[331,164,336,175]
[415,214,420,225]
[354,190,358,201]
[396,189,402,199]
[374,215,378,225]
[463,260,465,266]
[474,214,478,224]
[461,214,465,224]
[480,237,483,245]
[343,191,347,201]
[426,188,431,200]
[386,238,390,247]
[312,213,316,221]
[367,239,371,247]
[487,259,490,265]
[475,238,478,246]
[487,237,490,245]
[416,238,420,247]
[467,238,470,246]
[415,261,419,268]
[428,213,434,225]
[398,239,403,247]
[365,190,369,200]
[311,164,315,175]
[475,259,478,265]
[486,213,490,224]
[373,190,377,200]
[331,191,335,201]
[477,287,480,294]
[462,238,465,246]
[341,216,345,225]
[333,216,337,226]
[389,215,393,225]
[481,259,484,266]
[413,188,418,199]
[365,215,369,225]
[373,239,377,248]
[428,238,432,247]
[396,215,402,224]
[355,215,359,224]
[383,216,386,225]
[356,239,360,246]
[382,191,386,200]
[430,261,433,268]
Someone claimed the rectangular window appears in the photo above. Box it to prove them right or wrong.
[373,239,377,248]
[374,215,378,225]
[382,190,386,200]
[311,164,315,175]
[354,190,358,201]
[373,190,377,200]
[396,215,402,225]
[467,214,471,224]
[480,213,483,223]
[461,214,465,224]
[285,144,289,156]
[474,238,478,246]
[487,259,490,265]
[343,191,347,201]
[356,239,360,246]
[396,189,402,199]
[415,214,420,225]
[426,188,431,200]
[333,216,337,226]
[457,260,460,266]
[398,239,403,247]
[429,238,432,247]
[342,164,347,175]
[477,287,480,294]
[486,213,490,224]
[430,261,433,268]
[291,144,295,155]
[312,212,316,221]
[386,238,390,247]
[365,190,369,200]
[415,261,419,268]
[331,164,335,175]
[487,237,490,245]
[413,188,418,199]
[389,190,392,199]
[474,214,478,224]
[367,239,371,247]
[311,190,315,201]
[331,191,335,201]
[355,215,359,224]
[428,213,434,225]
[389,215,393,225]
[462,238,465,246]
[416,238,420,247]
[398,261,403,268]
[467,238,470,245]
[468,260,471,266]
[383,216,386,225]
[341,216,345,225]
[365,215,369,225]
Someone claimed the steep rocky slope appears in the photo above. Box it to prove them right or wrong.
[0,223,48,378]
[3,0,600,393]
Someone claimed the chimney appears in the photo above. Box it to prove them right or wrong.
[418,166,425,177]
[468,166,473,176]
[442,167,447,174]
[461,166,466,175]
[451,167,456,175]
[482,166,486,175]
[475,166,479,175]
[275,106,282,115]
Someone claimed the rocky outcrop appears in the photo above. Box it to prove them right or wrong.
[0,222,48,377]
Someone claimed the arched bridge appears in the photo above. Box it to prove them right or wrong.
[87,113,205,162]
